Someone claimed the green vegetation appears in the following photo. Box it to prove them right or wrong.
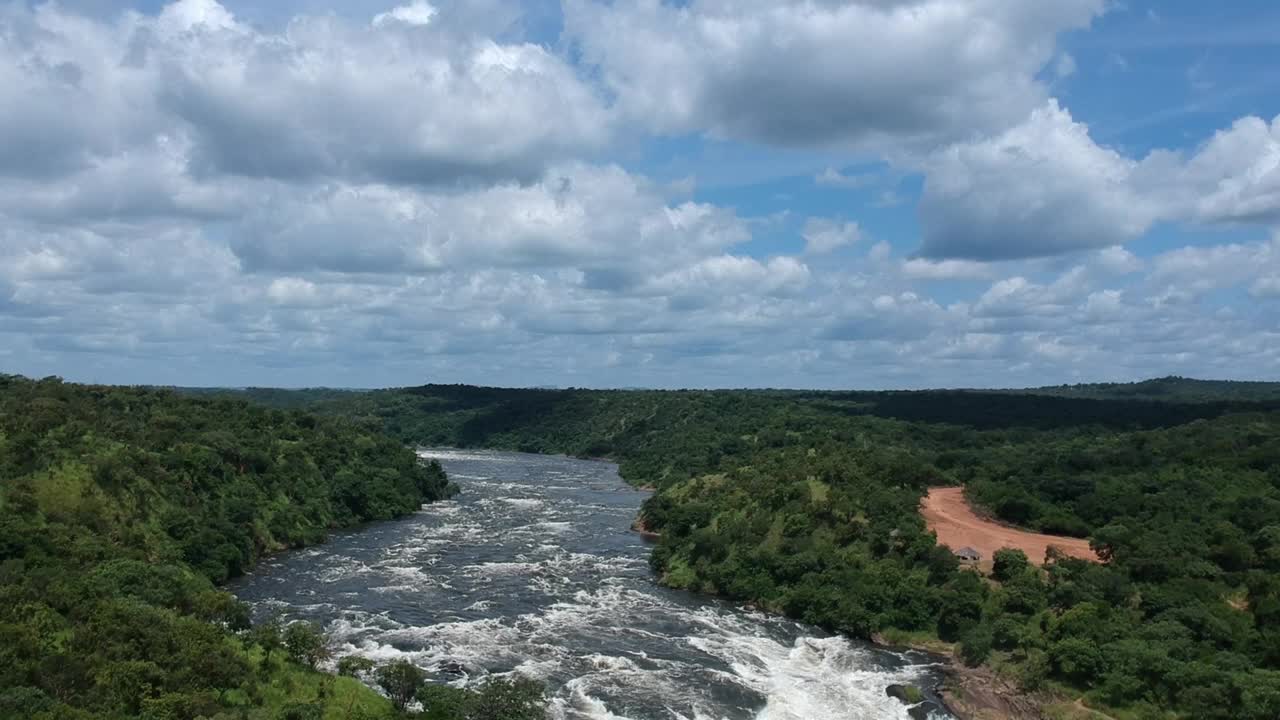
[1012,376,1280,403]
[236,380,1280,720]
[0,374,554,719]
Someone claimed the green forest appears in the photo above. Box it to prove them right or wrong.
[230,380,1280,720]
[0,375,551,720]
[5,373,1280,719]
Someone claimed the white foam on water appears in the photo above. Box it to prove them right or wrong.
[501,498,546,509]
[420,501,464,515]
[377,563,441,587]
[463,561,540,576]
[240,449,951,720]
[687,634,921,720]
[550,678,632,720]
[534,521,575,534]
[418,449,523,463]
[314,557,374,584]
[370,584,418,594]
[581,654,641,673]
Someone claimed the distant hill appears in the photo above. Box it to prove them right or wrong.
[1008,376,1280,403]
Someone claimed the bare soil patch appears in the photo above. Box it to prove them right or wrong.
[922,487,1099,565]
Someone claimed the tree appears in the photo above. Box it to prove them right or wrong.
[470,677,547,720]
[1050,638,1105,686]
[417,684,471,720]
[959,625,994,667]
[279,702,325,720]
[375,660,425,712]
[992,548,1030,583]
[253,616,284,666]
[337,656,375,678]
[283,622,330,670]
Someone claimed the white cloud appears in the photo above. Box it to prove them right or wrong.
[266,277,323,307]
[229,164,750,282]
[373,1,437,27]
[2,0,1279,389]
[919,100,1156,260]
[815,167,877,189]
[901,258,994,281]
[564,0,1105,149]
[1095,246,1144,275]
[1054,52,1077,79]
[1151,115,1280,224]
[1252,276,1280,298]
[802,218,861,255]
[918,106,1280,260]
[643,255,810,298]
[1149,235,1279,297]
[158,0,238,33]
[0,0,609,187]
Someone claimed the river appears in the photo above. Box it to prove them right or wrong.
[230,449,953,720]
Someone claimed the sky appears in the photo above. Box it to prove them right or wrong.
[0,0,1278,390]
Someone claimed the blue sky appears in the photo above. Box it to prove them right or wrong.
[0,0,1277,389]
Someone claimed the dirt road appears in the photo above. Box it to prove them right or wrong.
[921,487,1098,565]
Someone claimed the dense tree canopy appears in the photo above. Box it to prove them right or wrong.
[241,379,1280,719]
[0,375,498,719]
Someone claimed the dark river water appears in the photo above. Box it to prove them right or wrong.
[230,449,952,719]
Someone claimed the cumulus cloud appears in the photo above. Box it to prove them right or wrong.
[1149,235,1279,297]
[3,0,1279,388]
[1253,276,1280,299]
[0,0,608,188]
[1147,114,1280,225]
[802,218,861,255]
[815,168,877,189]
[821,291,954,342]
[564,0,1105,149]
[229,164,750,280]
[900,258,994,281]
[918,104,1280,261]
[644,255,810,300]
[919,100,1156,260]
[373,1,438,28]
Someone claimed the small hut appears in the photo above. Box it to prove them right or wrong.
[956,547,982,564]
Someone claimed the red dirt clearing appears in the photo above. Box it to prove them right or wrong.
[922,487,1099,565]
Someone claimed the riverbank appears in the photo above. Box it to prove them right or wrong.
[629,513,661,539]
[239,449,950,719]
[873,632,1122,720]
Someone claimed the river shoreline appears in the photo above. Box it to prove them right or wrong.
[419,447,1024,720]
[628,510,1038,720]
[238,449,949,719]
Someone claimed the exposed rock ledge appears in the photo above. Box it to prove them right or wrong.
[630,514,661,540]
[934,662,1048,720]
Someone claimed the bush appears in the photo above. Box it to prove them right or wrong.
[337,655,375,678]
[283,622,330,670]
[992,548,1030,583]
[991,617,1025,651]
[470,677,547,720]
[1050,638,1105,686]
[959,625,994,667]
[417,684,471,720]
[1017,649,1050,691]
[375,660,425,712]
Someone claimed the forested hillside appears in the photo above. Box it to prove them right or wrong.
[238,381,1280,720]
[0,375,538,719]
[1011,376,1280,403]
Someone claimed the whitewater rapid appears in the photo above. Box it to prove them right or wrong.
[230,449,953,719]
